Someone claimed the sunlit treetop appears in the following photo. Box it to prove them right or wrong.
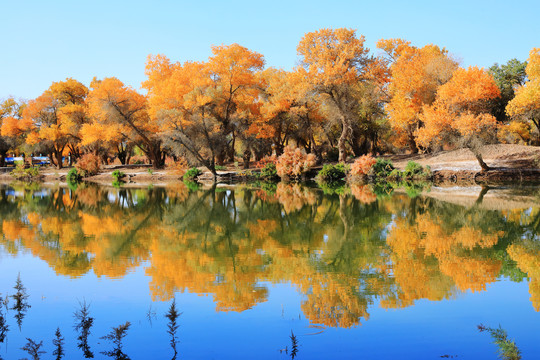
[297,28,370,87]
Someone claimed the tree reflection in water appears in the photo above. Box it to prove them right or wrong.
[0,183,538,329]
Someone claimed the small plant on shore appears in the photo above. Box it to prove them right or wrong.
[67,168,81,184]
[371,158,395,178]
[350,155,377,177]
[478,324,521,360]
[275,146,316,180]
[112,170,126,186]
[255,155,277,169]
[112,170,125,181]
[183,167,202,182]
[11,162,41,181]
[75,154,101,177]
[317,163,349,183]
[260,163,278,180]
[400,161,432,179]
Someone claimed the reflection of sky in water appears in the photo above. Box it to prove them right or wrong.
[2,252,539,359]
[0,184,539,359]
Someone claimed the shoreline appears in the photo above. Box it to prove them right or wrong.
[1,165,540,187]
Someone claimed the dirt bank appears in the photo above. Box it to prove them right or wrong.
[390,144,540,171]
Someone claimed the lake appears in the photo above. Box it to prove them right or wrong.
[0,182,539,359]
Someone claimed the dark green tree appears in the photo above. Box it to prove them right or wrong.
[489,59,527,123]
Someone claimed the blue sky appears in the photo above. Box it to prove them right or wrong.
[1,0,538,99]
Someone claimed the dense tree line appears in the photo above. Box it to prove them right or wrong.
[1,29,539,173]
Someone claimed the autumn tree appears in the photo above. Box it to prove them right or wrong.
[297,28,376,162]
[21,78,88,168]
[87,77,166,168]
[0,98,28,166]
[417,67,501,170]
[251,68,324,158]
[507,48,540,143]
[144,44,264,178]
[377,39,458,152]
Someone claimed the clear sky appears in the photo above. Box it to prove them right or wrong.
[1,0,538,100]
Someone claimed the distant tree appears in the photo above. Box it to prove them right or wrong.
[0,98,27,166]
[507,48,540,143]
[489,59,527,123]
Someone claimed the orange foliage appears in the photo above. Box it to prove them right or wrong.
[350,155,377,176]
[275,146,316,178]
[507,48,540,134]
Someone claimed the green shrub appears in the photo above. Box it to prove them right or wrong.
[183,167,202,181]
[388,169,403,179]
[11,162,41,181]
[260,163,278,179]
[371,158,395,178]
[67,168,81,183]
[402,161,423,177]
[215,165,226,171]
[400,161,432,179]
[317,163,349,183]
[112,170,125,181]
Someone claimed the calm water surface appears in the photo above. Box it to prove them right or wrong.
[0,183,539,359]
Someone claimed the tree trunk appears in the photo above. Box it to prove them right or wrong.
[338,117,352,162]
[55,151,63,169]
[472,150,491,171]
[408,132,418,154]
[0,153,5,167]
[243,149,251,169]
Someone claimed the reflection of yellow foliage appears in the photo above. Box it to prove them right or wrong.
[440,257,501,293]
[1,185,526,330]
[275,183,316,213]
[508,243,540,311]
[385,214,503,307]
[350,184,377,204]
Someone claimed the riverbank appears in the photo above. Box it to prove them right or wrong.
[0,144,538,186]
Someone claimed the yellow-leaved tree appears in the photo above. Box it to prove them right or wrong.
[22,78,88,168]
[377,38,458,153]
[507,48,540,143]
[417,67,501,170]
[87,77,166,168]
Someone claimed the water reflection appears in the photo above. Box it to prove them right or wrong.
[0,183,539,329]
